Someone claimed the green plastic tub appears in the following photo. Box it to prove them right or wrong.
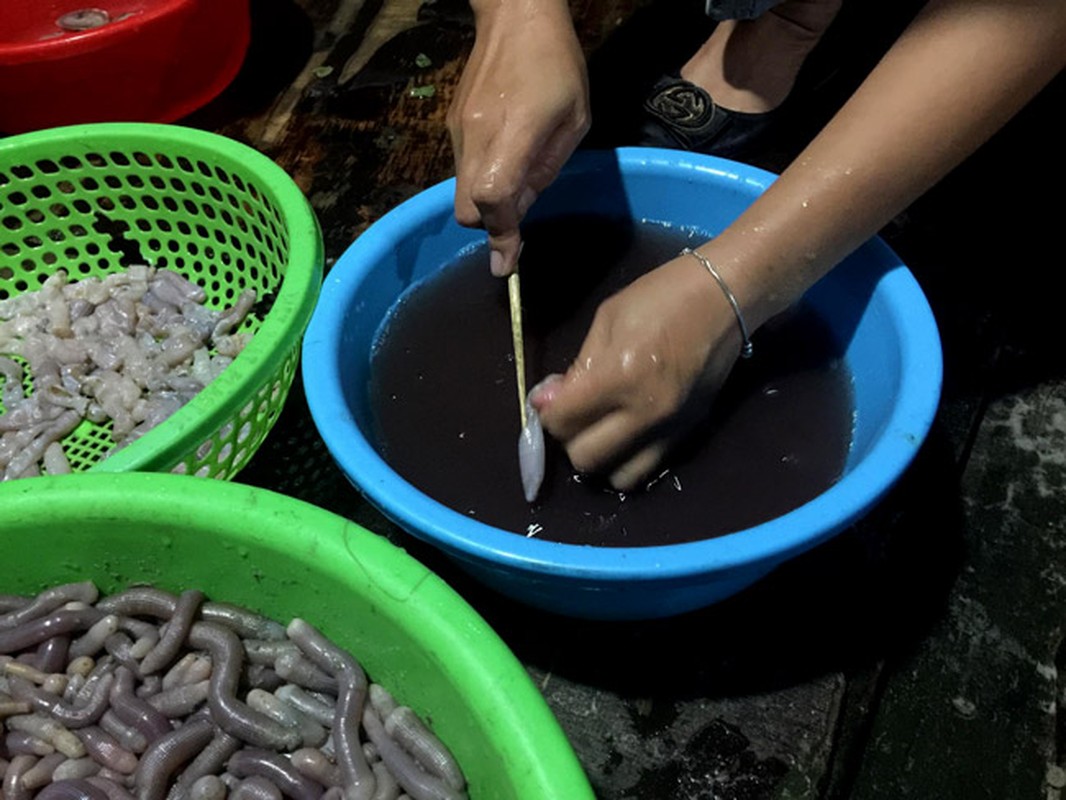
[0,472,594,799]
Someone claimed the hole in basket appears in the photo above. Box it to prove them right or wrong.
[35,160,60,174]
[92,213,145,266]
[7,192,28,205]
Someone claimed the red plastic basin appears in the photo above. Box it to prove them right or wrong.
[0,0,250,134]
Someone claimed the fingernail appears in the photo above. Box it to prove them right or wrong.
[530,374,564,406]
[490,249,507,277]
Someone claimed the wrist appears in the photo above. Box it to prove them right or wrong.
[469,0,572,25]
[680,248,753,359]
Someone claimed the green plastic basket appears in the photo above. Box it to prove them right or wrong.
[0,122,323,478]
[0,472,597,799]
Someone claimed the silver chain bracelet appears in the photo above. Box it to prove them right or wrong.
[681,247,754,359]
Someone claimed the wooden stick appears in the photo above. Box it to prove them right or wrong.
[507,270,528,428]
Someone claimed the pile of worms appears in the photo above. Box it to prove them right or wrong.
[0,582,468,800]
[0,267,256,481]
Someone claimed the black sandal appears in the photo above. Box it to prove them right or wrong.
[639,75,780,159]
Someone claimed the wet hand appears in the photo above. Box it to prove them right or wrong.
[447,1,589,277]
[531,253,749,491]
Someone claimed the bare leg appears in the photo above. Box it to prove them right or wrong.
[682,0,843,113]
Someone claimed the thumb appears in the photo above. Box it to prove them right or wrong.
[531,364,620,443]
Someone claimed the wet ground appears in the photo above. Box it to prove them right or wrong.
[189,0,1065,796]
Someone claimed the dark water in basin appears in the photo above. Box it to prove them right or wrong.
[368,216,853,547]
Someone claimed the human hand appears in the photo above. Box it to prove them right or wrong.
[447,0,590,277]
[530,252,751,491]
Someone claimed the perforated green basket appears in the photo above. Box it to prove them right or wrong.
[0,123,323,478]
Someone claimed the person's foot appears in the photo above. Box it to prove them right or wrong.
[639,0,842,158]
[640,74,780,158]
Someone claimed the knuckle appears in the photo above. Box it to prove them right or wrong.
[453,205,482,229]
[469,178,517,209]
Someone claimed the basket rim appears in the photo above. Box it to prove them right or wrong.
[0,122,324,475]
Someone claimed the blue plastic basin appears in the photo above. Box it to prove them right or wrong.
[302,148,942,620]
